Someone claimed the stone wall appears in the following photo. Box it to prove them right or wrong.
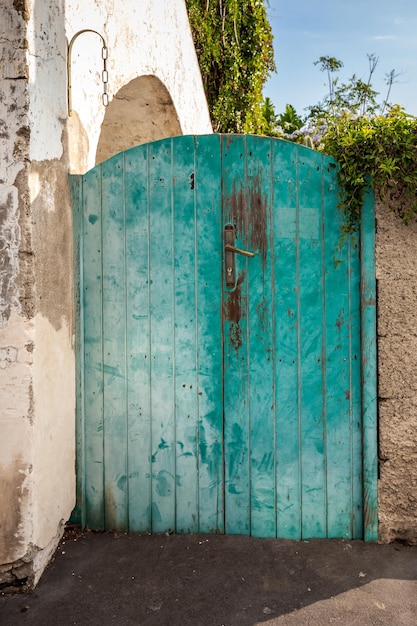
[376,198,417,544]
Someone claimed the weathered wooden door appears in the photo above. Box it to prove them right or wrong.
[70,135,377,540]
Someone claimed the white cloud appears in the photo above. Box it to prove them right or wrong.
[371,35,397,40]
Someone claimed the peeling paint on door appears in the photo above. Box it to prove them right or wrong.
[71,134,377,540]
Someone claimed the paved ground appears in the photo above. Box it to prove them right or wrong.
[1,530,417,625]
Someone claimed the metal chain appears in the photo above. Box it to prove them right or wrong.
[102,46,109,107]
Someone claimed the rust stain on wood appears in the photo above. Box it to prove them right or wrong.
[223,271,246,350]
[226,176,268,268]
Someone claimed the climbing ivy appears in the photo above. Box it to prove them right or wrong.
[321,108,417,234]
[273,56,417,233]
[185,0,275,133]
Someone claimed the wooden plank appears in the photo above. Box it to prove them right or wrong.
[349,236,362,539]
[124,144,152,531]
[322,157,355,538]
[349,233,363,539]
[172,135,199,533]
[246,135,276,537]
[298,147,326,539]
[222,135,251,534]
[148,139,176,533]
[101,153,128,530]
[361,187,378,541]
[81,167,105,529]
[273,140,301,538]
[195,134,224,533]
[68,174,85,527]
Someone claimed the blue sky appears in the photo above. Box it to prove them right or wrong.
[264,0,417,117]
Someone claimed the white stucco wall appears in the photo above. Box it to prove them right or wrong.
[28,0,212,169]
[0,0,211,590]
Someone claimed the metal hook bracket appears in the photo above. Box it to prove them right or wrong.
[67,29,109,116]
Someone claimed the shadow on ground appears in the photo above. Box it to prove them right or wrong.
[1,531,417,625]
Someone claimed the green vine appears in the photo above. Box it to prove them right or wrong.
[270,56,417,234]
[185,0,275,133]
[321,107,417,234]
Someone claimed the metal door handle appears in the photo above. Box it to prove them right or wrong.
[225,244,255,258]
[224,224,254,288]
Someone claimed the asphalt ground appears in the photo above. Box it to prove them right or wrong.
[1,530,417,625]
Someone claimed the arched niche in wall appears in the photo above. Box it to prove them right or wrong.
[95,75,182,165]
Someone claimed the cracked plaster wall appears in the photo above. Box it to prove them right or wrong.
[0,0,34,587]
[0,0,75,591]
[1,0,211,591]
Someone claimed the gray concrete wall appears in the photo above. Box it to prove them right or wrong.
[376,198,417,544]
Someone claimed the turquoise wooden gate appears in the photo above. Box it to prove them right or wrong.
[70,135,377,540]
